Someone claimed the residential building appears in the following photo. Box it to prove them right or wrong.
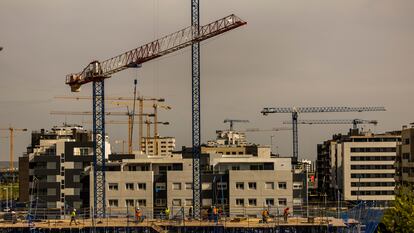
[19,124,111,218]
[95,130,292,218]
[141,137,175,156]
[317,129,400,202]
[395,124,414,186]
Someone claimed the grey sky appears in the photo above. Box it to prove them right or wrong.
[0,0,413,161]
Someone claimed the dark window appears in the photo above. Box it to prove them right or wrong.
[350,147,396,153]
[351,165,394,170]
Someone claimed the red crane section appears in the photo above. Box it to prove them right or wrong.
[66,14,246,92]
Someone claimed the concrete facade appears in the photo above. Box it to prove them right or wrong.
[317,129,400,202]
[395,125,414,186]
[141,137,175,156]
[18,125,111,218]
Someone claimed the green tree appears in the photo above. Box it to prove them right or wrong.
[381,186,414,232]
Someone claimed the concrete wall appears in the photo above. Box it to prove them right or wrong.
[95,168,154,218]
[342,140,397,201]
[229,170,292,217]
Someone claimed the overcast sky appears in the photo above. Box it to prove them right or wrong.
[0,0,413,161]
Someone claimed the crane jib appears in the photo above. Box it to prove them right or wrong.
[65,14,246,91]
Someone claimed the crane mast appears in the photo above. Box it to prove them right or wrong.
[261,106,385,160]
[65,14,246,218]
[191,0,201,219]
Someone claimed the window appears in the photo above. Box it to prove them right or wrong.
[293,198,302,205]
[47,188,56,196]
[172,199,182,206]
[351,165,394,170]
[202,182,212,190]
[403,153,410,160]
[248,182,257,190]
[185,183,193,190]
[109,199,119,207]
[47,162,56,169]
[47,175,56,182]
[172,183,182,190]
[155,199,166,206]
[236,182,244,190]
[265,198,274,206]
[47,202,56,209]
[248,198,257,206]
[217,182,227,190]
[350,147,396,153]
[109,183,118,191]
[278,198,287,206]
[74,188,80,196]
[236,199,244,206]
[126,183,134,190]
[138,183,147,190]
[293,182,302,190]
[278,182,287,189]
[265,182,274,190]
[155,183,166,191]
[74,147,91,156]
[232,166,240,170]
[217,198,228,205]
[185,199,193,206]
[137,199,147,207]
[202,198,212,207]
[73,175,80,183]
[125,199,134,207]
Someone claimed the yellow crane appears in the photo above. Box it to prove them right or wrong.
[0,127,27,173]
[152,103,171,155]
[82,117,169,155]
[50,111,151,154]
[109,98,168,152]
[55,96,165,152]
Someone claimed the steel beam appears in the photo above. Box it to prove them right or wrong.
[93,80,106,218]
[191,0,201,219]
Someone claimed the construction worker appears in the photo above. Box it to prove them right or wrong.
[70,208,77,225]
[135,207,142,223]
[262,209,269,223]
[212,206,218,224]
[283,207,289,223]
[165,207,170,220]
[188,206,193,220]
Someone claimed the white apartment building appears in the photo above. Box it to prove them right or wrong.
[340,131,400,201]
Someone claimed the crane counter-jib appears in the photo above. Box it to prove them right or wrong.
[65,14,246,91]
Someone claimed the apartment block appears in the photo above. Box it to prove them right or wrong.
[141,137,175,156]
[317,129,400,202]
[94,130,292,218]
[19,124,111,219]
[395,124,414,186]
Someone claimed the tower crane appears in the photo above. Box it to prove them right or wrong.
[0,127,27,173]
[223,119,249,131]
[242,127,291,132]
[56,95,165,152]
[283,119,378,130]
[0,127,27,204]
[153,103,171,155]
[65,14,245,218]
[261,106,386,160]
[50,111,153,154]
[83,118,169,155]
